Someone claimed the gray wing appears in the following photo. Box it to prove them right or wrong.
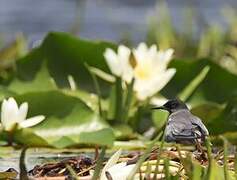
[164,110,195,142]
[190,115,209,137]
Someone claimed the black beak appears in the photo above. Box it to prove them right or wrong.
[151,106,167,110]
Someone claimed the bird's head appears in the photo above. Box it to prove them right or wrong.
[152,99,188,113]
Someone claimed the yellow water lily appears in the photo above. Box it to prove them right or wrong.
[133,43,176,100]
[104,45,133,83]
[1,97,45,131]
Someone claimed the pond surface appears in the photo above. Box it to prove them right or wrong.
[0,140,147,171]
[0,147,95,172]
[0,0,237,44]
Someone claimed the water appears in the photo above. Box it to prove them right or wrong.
[0,0,237,44]
[0,147,95,172]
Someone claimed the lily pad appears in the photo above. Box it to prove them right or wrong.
[191,103,224,124]
[8,61,56,94]
[15,32,116,94]
[162,59,237,104]
[207,96,237,135]
[0,91,115,148]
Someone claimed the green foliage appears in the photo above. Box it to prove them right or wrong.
[0,91,115,148]
[15,32,116,93]
[9,61,56,94]
[0,32,118,147]
[92,147,106,180]
[0,32,237,147]
[163,59,237,104]
[0,3,237,178]
[127,133,162,179]
[41,32,115,91]
[0,33,28,81]
[178,65,210,102]
[208,96,237,135]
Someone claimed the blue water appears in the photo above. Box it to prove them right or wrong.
[0,0,236,44]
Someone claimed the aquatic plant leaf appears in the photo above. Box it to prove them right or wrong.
[8,61,56,94]
[162,58,237,104]
[0,32,116,101]
[207,96,237,135]
[178,66,210,102]
[0,91,115,148]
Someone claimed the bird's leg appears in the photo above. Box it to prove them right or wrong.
[195,139,207,161]
[195,140,203,153]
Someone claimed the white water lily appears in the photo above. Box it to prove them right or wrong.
[1,97,45,131]
[104,45,133,83]
[100,149,135,180]
[106,162,136,180]
[133,43,176,100]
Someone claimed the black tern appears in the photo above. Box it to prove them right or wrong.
[152,99,209,145]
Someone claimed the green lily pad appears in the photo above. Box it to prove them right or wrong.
[162,59,237,104]
[0,91,115,148]
[207,96,237,135]
[191,103,224,124]
[8,61,56,94]
[15,32,116,95]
